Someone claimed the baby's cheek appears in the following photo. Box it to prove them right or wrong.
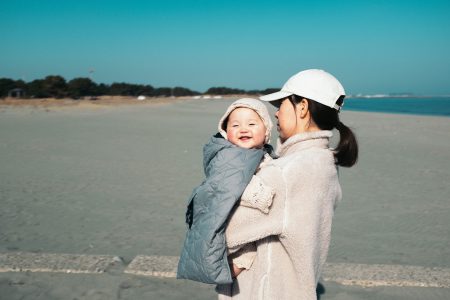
[227,130,238,143]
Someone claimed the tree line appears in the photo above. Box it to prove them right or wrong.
[0,76,278,99]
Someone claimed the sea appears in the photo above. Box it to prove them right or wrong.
[343,97,450,117]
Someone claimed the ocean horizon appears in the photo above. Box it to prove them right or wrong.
[342,97,450,117]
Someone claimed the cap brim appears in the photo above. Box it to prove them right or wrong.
[259,90,292,102]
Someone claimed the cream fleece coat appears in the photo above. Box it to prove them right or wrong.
[217,130,342,300]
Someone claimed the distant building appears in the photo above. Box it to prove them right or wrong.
[8,88,25,98]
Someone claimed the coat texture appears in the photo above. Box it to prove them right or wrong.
[177,133,273,284]
[217,130,342,299]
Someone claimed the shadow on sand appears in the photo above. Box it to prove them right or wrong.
[316,282,326,299]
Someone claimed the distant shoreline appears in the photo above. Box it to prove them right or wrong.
[1,95,449,115]
[0,95,246,109]
[347,95,450,99]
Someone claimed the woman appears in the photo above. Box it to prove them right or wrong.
[217,69,358,299]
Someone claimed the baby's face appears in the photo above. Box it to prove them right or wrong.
[226,107,266,149]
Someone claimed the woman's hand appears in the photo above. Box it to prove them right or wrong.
[230,264,244,278]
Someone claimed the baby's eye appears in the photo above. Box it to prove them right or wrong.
[249,123,256,126]
[232,124,239,127]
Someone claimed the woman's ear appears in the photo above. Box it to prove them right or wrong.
[298,98,309,118]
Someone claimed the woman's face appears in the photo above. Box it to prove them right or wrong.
[274,98,298,143]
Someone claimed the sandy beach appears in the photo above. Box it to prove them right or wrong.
[0,98,449,299]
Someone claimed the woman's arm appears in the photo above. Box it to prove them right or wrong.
[225,164,285,249]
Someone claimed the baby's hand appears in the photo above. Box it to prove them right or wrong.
[230,264,244,278]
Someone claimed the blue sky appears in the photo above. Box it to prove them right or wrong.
[1,0,450,94]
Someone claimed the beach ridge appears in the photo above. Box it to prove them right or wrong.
[1,252,449,289]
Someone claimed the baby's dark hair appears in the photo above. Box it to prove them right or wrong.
[222,116,229,131]
[288,95,358,167]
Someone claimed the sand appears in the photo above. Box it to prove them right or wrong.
[2,271,450,300]
[0,98,449,299]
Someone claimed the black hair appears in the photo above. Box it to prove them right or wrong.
[288,95,358,167]
[222,116,229,131]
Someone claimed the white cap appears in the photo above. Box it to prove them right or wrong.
[218,98,273,144]
[260,69,346,110]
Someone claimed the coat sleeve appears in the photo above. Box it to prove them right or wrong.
[239,175,275,213]
[225,164,285,248]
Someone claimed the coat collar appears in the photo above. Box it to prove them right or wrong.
[276,130,333,157]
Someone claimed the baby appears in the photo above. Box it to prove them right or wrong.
[177,98,275,284]
[219,100,270,149]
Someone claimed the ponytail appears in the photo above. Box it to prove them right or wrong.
[288,95,358,167]
[335,121,358,167]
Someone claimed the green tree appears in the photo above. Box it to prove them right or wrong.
[154,87,172,97]
[0,78,18,97]
[42,75,67,98]
[138,85,155,96]
[27,79,47,98]
[67,77,98,98]
[259,88,279,95]
[96,83,110,96]
[173,87,200,97]
[246,90,261,95]
[109,82,140,96]
[205,87,246,95]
